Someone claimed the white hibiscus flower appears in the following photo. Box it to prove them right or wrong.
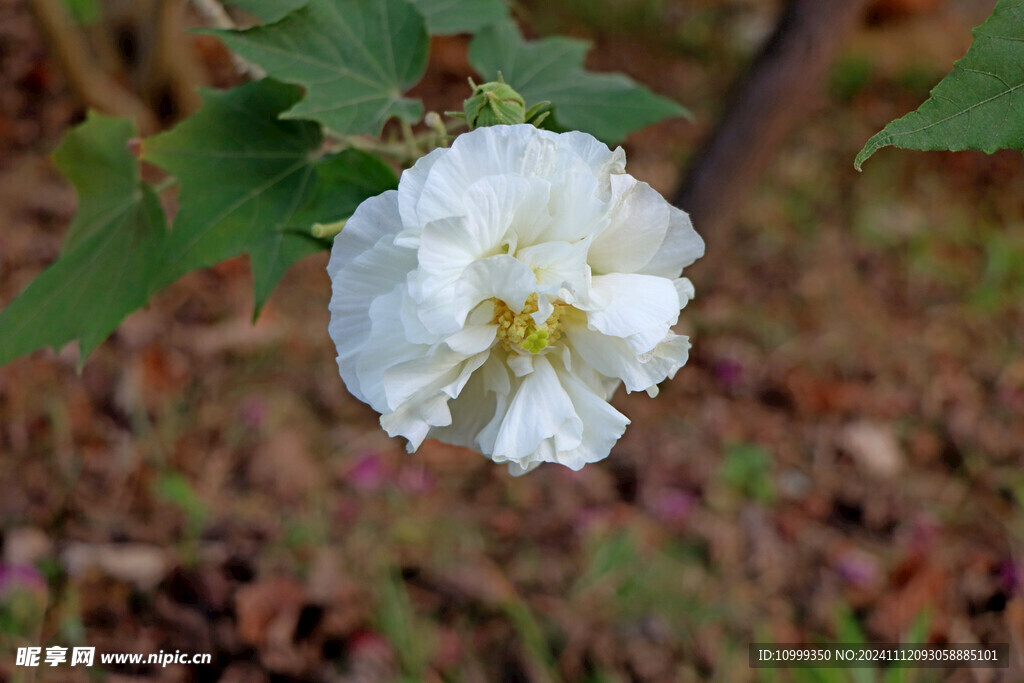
[328,124,704,475]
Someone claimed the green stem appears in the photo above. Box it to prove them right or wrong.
[311,218,347,239]
[399,118,420,159]
[327,133,418,163]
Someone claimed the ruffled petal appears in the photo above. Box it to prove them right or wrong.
[516,167,608,246]
[416,125,556,225]
[491,355,629,474]
[566,323,691,393]
[445,324,498,356]
[515,238,591,298]
[417,175,543,273]
[328,192,418,403]
[327,189,404,273]
[463,175,551,256]
[384,347,475,410]
[555,131,626,198]
[454,254,538,321]
[547,363,630,469]
[353,288,429,413]
[491,355,582,463]
[636,205,704,278]
[396,147,447,246]
[427,356,500,450]
[674,277,696,307]
[588,174,669,275]
[412,176,552,334]
[584,273,681,354]
[381,349,490,451]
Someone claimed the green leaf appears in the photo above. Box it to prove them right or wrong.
[409,0,508,35]
[251,149,399,308]
[155,472,209,528]
[57,113,145,253]
[226,0,307,23]
[143,80,397,314]
[62,0,101,25]
[0,113,167,366]
[210,0,429,136]
[856,0,1024,169]
[468,20,689,143]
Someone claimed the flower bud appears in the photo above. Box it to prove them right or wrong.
[463,78,527,129]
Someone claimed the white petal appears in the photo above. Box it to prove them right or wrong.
[531,295,554,325]
[588,174,669,275]
[414,216,477,288]
[416,176,543,272]
[396,147,447,246]
[443,351,490,399]
[507,461,543,476]
[328,192,418,404]
[555,131,627,197]
[474,352,515,455]
[381,349,490,451]
[416,125,557,225]
[428,357,499,450]
[454,255,537,322]
[637,205,704,278]
[548,364,630,469]
[353,287,429,413]
[506,352,534,378]
[407,215,478,336]
[674,277,696,305]
[399,285,442,345]
[329,235,416,360]
[516,238,591,298]
[466,299,497,327]
[477,391,509,456]
[481,350,511,395]
[516,168,607,247]
[584,273,681,354]
[521,128,623,197]
[384,347,469,410]
[327,189,403,272]
[445,324,498,356]
[463,175,550,256]
[492,356,582,462]
[567,323,691,393]
[380,392,450,451]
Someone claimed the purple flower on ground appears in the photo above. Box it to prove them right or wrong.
[0,564,46,597]
[346,451,390,491]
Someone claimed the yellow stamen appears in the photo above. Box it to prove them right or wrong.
[492,293,568,354]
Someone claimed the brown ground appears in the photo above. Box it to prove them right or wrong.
[1,0,1023,681]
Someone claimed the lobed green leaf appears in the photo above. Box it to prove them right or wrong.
[468,20,690,144]
[226,0,308,23]
[856,0,1024,169]
[209,0,429,136]
[409,0,508,35]
[0,113,168,366]
[143,79,397,315]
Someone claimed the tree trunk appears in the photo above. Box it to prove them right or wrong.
[675,0,871,238]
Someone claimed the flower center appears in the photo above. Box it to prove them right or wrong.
[492,293,568,354]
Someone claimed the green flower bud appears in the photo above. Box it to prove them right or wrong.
[463,78,527,128]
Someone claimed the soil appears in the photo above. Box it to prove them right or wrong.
[1,0,1022,681]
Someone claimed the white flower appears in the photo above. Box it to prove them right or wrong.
[328,124,704,475]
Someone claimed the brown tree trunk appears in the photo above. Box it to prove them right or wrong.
[675,0,872,238]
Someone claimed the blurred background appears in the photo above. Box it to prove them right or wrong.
[1,0,1023,680]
